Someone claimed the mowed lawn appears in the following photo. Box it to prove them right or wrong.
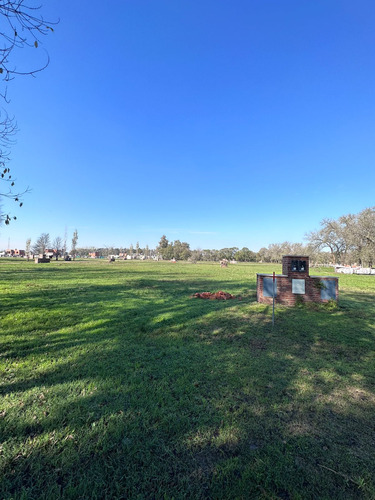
[0,259,374,499]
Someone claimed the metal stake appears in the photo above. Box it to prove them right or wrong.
[272,271,275,327]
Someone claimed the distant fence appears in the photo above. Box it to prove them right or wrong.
[335,266,375,275]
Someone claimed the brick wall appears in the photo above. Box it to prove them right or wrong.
[282,255,309,277]
[257,256,338,306]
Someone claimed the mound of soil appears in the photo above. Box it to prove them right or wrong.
[192,291,240,300]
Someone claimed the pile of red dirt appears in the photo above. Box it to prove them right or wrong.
[192,291,240,300]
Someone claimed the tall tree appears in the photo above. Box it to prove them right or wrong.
[163,244,174,260]
[218,247,238,261]
[71,229,78,260]
[235,247,256,262]
[157,235,168,252]
[25,237,31,260]
[31,233,50,255]
[0,2,56,225]
[307,218,350,264]
[342,207,375,266]
[52,236,63,260]
[63,226,67,256]
[257,247,269,262]
[190,249,203,263]
[306,208,375,266]
[173,240,191,260]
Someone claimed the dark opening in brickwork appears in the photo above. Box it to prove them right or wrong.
[291,259,307,272]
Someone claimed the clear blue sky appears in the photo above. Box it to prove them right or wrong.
[1,0,375,251]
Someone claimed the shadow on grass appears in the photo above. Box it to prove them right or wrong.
[0,265,374,499]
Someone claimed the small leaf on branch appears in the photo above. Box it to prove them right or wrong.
[0,68,3,74]
[34,40,38,48]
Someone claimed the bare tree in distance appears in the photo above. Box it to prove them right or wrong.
[52,236,63,260]
[31,232,50,255]
[306,207,375,266]
[306,218,347,265]
[0,1,57,225]
[63,225,67,255]
[71,229,78,260]
[25,237,31,260]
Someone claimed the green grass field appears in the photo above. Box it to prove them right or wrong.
[1,259,374,499]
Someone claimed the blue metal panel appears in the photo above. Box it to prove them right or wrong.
[321,280,336,300]
[263,277,277,297]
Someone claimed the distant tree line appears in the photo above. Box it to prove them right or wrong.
[17,207,374,266]
[156,236,258,262]
[157,236,268,263]
[189,247,257,262]
[74,244,154,259]
[18,233,329,265]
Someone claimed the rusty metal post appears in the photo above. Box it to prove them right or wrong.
[272,271,275,327]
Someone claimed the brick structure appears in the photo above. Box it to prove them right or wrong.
[4,249,25,257]
[35,255,50,264]
[257,255,338,306]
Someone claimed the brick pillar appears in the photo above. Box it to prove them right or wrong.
[282,256,310,277]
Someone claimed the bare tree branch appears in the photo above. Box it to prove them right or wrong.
[0,1,57,224]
